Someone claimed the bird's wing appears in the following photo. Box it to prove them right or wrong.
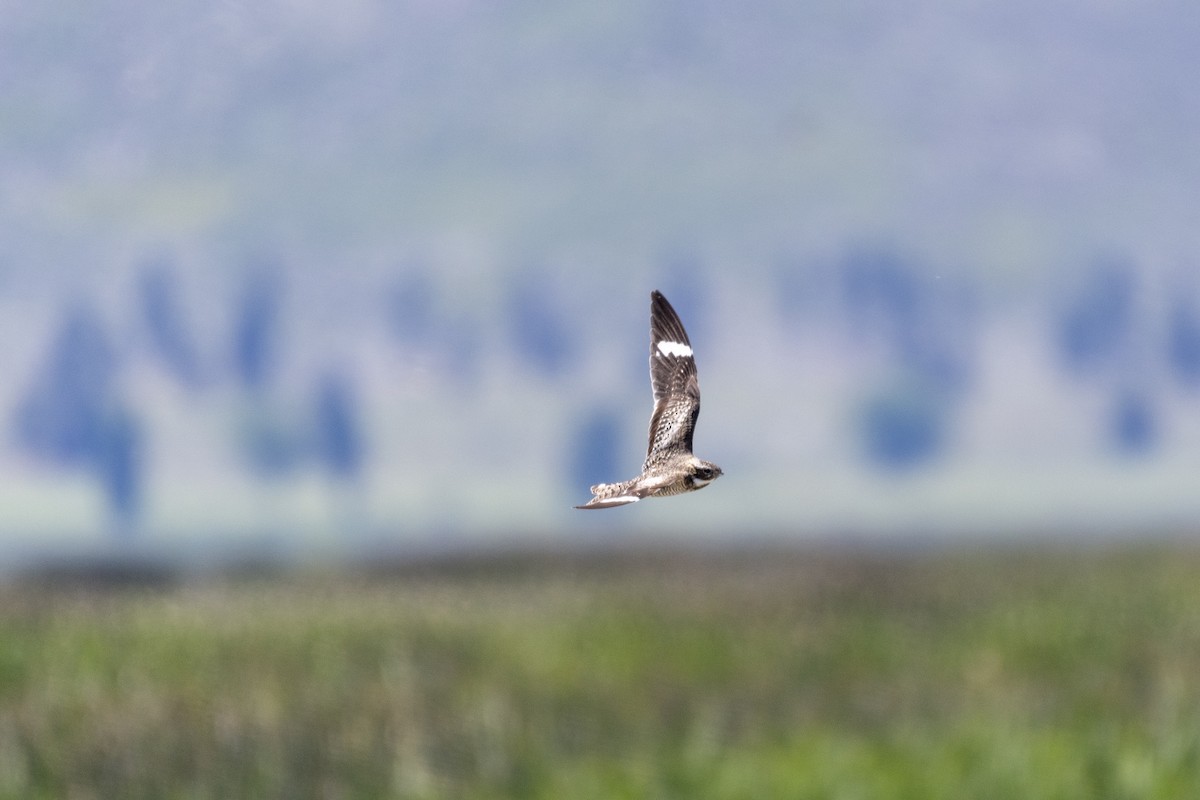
[645,291,701,465]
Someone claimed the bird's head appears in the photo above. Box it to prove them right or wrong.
[689,460,723,489]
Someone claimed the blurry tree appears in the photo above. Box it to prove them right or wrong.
[508,276,576,378]
[1056,259,1135,376]
[96,404,142,533]
[858,379,947,470]
[838,248,972,471]
[1111,390,1157,456]
[14,303,144,527]
[229,265,296,483]
[568,407,623,494]
[15,304,116,464]
[841,248,921,352]
[232,268,282,391]
[1166,294,1200,388]
[313,369,368,535]
[137,255,202,388]
[313,371,364,480]
[839,248,974,394]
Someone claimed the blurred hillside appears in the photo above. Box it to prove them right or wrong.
[3,1,1200,558]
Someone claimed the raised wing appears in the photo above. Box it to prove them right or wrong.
[645,291,701,466]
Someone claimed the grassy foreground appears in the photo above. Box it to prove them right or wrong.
[2,544,1200,798]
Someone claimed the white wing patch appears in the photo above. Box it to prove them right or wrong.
[656,340,693,358]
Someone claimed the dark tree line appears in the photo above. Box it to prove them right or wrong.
[13,257,367,535]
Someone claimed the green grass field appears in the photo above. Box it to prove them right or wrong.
[2,543,1200,799]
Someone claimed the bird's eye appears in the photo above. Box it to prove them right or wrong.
[695,467,712,480]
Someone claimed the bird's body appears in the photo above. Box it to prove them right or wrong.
[576,291,722,509]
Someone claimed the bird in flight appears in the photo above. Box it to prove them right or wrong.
[576,291,723,509]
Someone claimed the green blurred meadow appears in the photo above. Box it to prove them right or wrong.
[3,543,1200,799]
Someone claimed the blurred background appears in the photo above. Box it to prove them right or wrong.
[4,0,1200,565]
[10,4,1200,798]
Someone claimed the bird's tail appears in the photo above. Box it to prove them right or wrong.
[575,478,642,509]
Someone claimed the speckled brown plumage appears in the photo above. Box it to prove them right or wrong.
[576,291,723,509]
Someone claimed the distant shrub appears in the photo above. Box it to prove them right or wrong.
[1056,259,1135,375]
[840,248,974,394]
[858,381,946,470]
[15,304,117,465]
[569,407,624,492]
[841,249,921,346]
[14,303,143,524]
[507,278,576,378]
[96,404,142,528]
[138,256,202,388]
[1111,390,1157,456]
[1167,296,1200,387]
[313,372,364,480]
[232,268,282,391]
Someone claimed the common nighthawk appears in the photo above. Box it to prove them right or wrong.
[575,290,723,509]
